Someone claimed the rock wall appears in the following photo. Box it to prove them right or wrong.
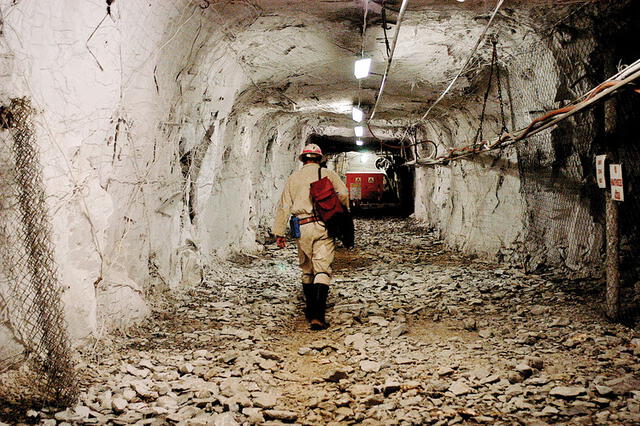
[414,104,526,260]
[0,0,304,353]
[412,27,594,268]
[413,2,640,275]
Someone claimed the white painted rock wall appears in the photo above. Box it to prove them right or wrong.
[413,109,526,259]
[0,0,304,352]
[411,38,557,261]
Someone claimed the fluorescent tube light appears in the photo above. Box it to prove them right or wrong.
[352,106,364,122]
[354,58,372,79]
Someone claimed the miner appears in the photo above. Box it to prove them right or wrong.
[272,144,349,330]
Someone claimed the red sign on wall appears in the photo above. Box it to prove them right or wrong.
[610,164,624,202]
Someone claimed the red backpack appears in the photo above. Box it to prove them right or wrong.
[310,167,344,223]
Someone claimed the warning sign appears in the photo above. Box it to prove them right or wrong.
[595,155,606,189]
[610,164,624,202]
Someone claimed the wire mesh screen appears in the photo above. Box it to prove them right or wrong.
[412,0,639,316]
[507,1,640,285]
[0,98,77,406]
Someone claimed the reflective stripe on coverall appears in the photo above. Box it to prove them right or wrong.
[272,163,349,285]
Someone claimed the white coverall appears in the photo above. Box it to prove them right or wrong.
[273,163,349,285]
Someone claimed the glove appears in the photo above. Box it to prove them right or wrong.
[276,236,286,248]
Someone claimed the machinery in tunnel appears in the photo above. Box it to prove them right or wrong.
[310,134,415,216]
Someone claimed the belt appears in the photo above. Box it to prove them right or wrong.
[298,216,320,225]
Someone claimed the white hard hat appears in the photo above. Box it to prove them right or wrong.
[299,143,323,161]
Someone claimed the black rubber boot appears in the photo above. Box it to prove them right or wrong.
[310,284,330,331]
[302,283,315,321]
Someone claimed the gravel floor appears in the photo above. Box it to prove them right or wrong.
[8,218,640,425]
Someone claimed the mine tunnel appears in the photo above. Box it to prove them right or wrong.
[1,0,640,423]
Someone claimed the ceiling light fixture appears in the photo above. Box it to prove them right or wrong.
[352,106,364,122]
[354,58,372,79]
[354,126,364,137]
[356,140,364,146]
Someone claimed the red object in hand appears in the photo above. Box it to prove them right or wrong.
[276,236,286,248]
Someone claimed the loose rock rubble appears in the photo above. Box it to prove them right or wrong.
[12,218,640,424]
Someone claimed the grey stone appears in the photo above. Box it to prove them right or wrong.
[359,360,381,373]
[350,384,374,397]
[111,397,128,413]
[325,368,349,382]
[363,394,385,407]
[381,380,402,396]
[549,386,587,398]
[252,392,277,408]
[297,347,311,355]
[264,409,298,422]
[156,395,178,409]
[131,381,157,399]
[515,363,533,378]
[242,407,265,424]
[258,350,282,361]
[122,387,136,402]
[449,381,472,396]
[98,390,112,410]
[53,409,75,422]
[389,323,408,338]
[478,329,493,339]
[211,412,240,426]
[437,366,455,376]
[222,352,238,364]
[507,371,524,384]
[463,319,477,331]
[125,364,149,378]
[525,355,544,370]
[179,363,194,374]
[258,358,277,370]
[595,385,614,396]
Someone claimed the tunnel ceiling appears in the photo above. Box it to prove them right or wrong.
[197,0,596,148]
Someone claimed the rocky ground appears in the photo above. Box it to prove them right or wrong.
[4,218,640,425]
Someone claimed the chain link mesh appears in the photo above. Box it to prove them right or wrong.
[470,1,639,317]
[412,1,638,317]
[505,1,639,284]
[0,98,77,406]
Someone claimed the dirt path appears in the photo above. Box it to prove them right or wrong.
[16,218,640,424]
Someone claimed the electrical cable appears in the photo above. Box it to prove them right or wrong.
[419,0,505,122]
[365,121,405,151]
[405,64,640,166]
[367,0,410,122]
[361,0,369,56]
[397,1,626,158]
[381,4,391,57]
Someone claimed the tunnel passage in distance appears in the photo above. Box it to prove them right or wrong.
[310,134,415,217]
